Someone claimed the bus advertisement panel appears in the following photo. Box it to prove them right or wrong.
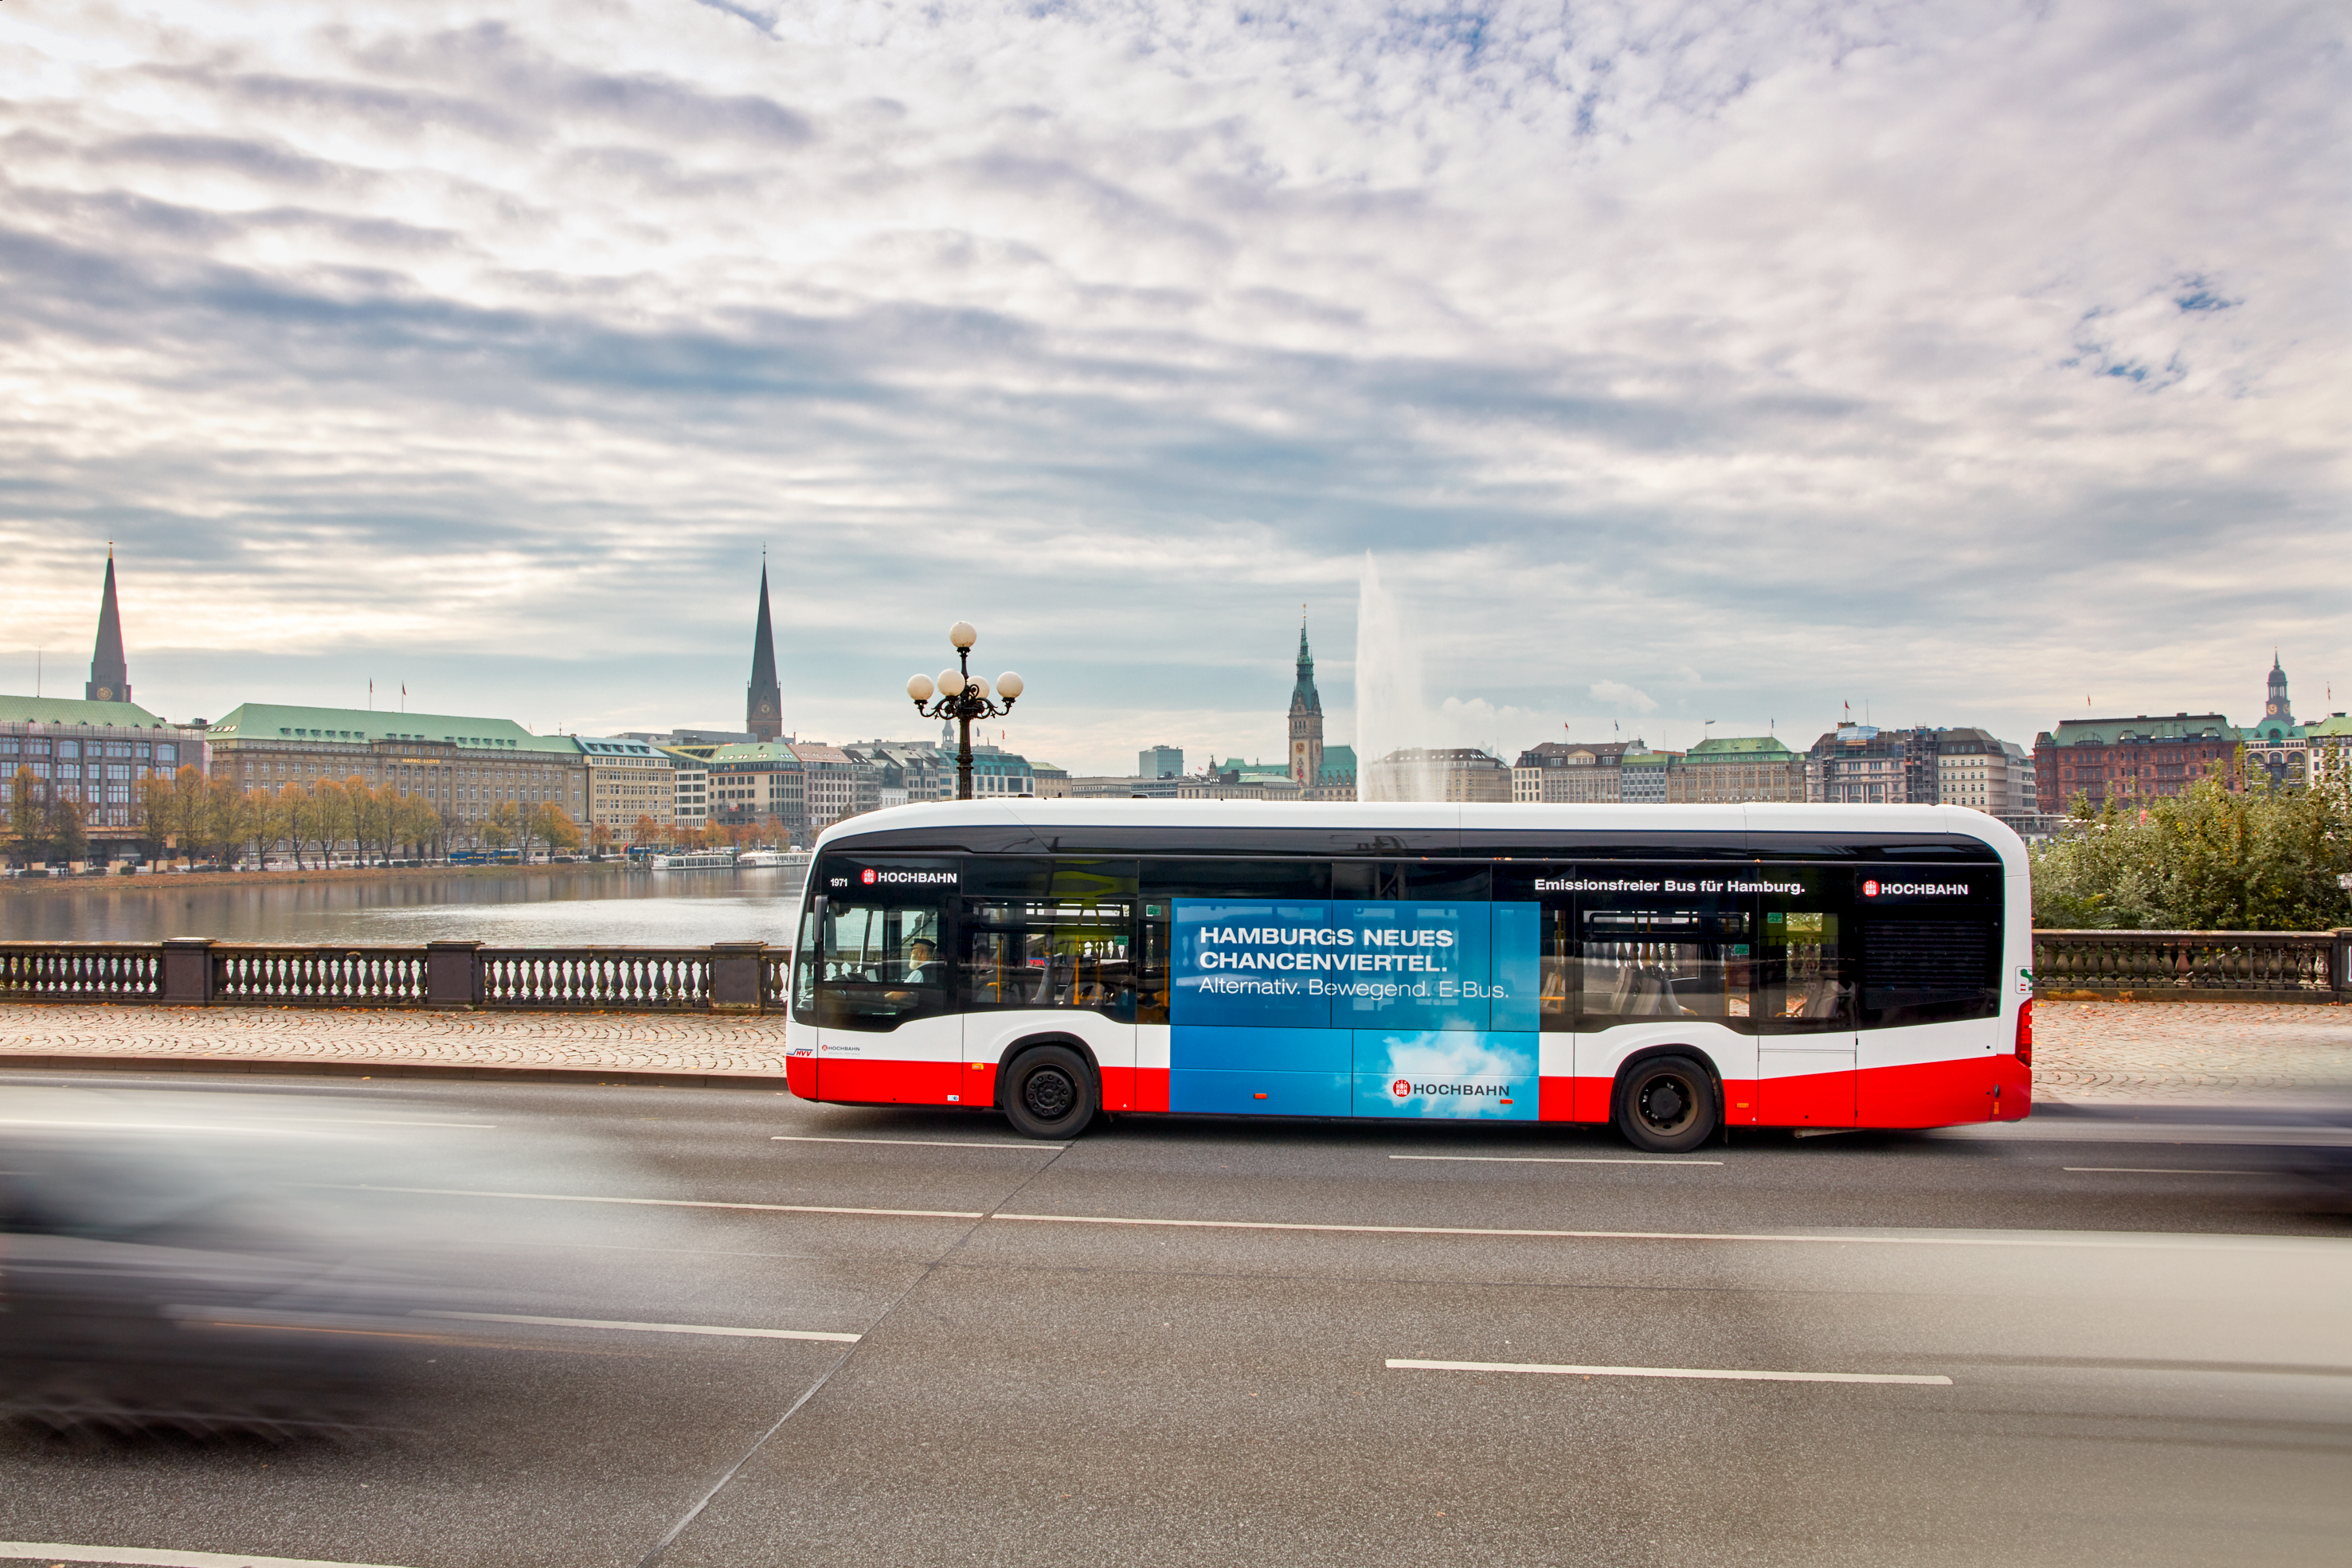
[1170,897,1540,1120]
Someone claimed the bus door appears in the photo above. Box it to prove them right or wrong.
[1568,874,1755,1124]
[1755,870,1857,1128]
[958,859,1137,1112]
[801,856,962,1105]
[1853,863,2006,1126]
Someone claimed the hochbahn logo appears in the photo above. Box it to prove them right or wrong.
[1390,1079,1509,1098]
[856,867,957,886]
[1862,879,1968,897]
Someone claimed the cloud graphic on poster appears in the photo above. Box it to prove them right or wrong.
[1378,1033,1533,1120]
[1588,681,1659,715]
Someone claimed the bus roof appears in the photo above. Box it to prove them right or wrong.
[814,800,2027,870]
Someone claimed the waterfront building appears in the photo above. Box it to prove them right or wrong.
[959,743,1036,799]
[844,741,954,805]
[204,703,589,839]
[1514,740,1634,804]
[1619,749,1674,803]
[1029,762,1070,800]
[792,742,876,835]
[1362,747,1511,803]
[2031,714,2237,814]
[622,729,756,753]
[578,737,678,835]
[0,694,206,850]
[704,742,805,835]
[1808,725,1936,804]
[669,755,709,832]
[1665,737,1806,804]
[746,564,783,742]
[1180,768,1304,801]
[2242,655,2318,790]
[1140,745,1184,780]
[1067,775,1182,799]
[1931,727,2031,815]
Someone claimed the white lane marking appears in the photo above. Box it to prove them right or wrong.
[773,1135,1063,1151]
[415,1312,859,1343]
[1388,1358,1952,1386]
[1389,1155,1722,1166]
[2064,1167,2265,1176]
[342,1185,984,1219]
[988,1212,2309,1250]
[0,1542,415,1568]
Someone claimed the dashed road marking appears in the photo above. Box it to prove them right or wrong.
[1389,1154,1721,1166]
[415,1312,859,1343]
[2063,1166,2265,1175]
[342,1184,984,1218]
[773,1135,1063,1151]
[1387,1357,1952,1386]
[0,1542,417,1568]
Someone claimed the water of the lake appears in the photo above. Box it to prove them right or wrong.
[0,867,809,947]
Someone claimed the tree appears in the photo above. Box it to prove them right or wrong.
[525,803,582,858]
[45,789,87,866]
[483,800,522,850]
[2032,761,2352,930]
[7,766,44,866]
[589,819,616,858]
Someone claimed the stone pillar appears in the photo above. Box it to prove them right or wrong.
[160,937,216,1005]
[427,940,483,1009]
[710,941,767,1015]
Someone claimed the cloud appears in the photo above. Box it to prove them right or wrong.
[0,0,2341,773]
[1587,680,1658,715]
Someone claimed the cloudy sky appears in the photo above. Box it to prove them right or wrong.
[2,0,2343,773]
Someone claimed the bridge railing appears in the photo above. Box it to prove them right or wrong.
[3,932,2346,1011]
[0,939,791,1014]
[2033,929,2352,1001]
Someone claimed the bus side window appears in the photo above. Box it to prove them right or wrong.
[1540,904,1574,1029]
[1137,903,1171,1025]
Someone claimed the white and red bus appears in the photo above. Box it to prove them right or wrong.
[786,801,2033,1148]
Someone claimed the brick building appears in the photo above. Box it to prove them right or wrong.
[2032,714,2237,814]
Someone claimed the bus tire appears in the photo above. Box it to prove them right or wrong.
[1000,1045,1097,1140]
[1614,1054,1717,1153]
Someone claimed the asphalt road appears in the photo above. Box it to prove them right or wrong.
[2,1070,2347,1568]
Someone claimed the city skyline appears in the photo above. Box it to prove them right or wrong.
[0,3,2342,777]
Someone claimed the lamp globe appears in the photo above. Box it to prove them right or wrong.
[995,671,1024,701]
[949,621,978,651]
[906,674,935,703]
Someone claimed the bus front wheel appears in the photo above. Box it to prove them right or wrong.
[1614,1055,1717,1153]
[1000,1045,1098,1140]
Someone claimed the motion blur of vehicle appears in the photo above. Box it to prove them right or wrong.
[0,1081,636,1438]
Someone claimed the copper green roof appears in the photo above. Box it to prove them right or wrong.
[209,702,585,754]
[0,693,169,727]
[2046,715,2233,745]
[1685,736,1798,761]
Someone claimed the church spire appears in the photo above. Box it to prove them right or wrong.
[86,546,130,704]
[746,558,781,741]
[1288,608,1324,787]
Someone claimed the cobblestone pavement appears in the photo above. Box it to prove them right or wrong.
[0,999,2346,1101]
[0,1003,793,1076]
[2035,999,2352,1101]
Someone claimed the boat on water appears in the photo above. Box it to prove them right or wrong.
[735,849,811,871]
[647,849,738,871]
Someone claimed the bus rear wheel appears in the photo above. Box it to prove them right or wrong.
[1001,1045,1098,1140]
[1614,1055,1717,1153]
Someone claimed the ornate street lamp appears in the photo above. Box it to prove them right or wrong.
[906,621,1024,800]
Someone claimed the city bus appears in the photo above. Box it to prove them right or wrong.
[787,802,2033,1148]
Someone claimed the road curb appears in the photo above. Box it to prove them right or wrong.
[0,1053,796,1091]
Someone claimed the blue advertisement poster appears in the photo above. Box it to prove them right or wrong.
[1169,898,1541,1119]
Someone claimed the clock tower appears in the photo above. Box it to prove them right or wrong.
[1288,616,1324,788]
[85,548,130,705]
[747,561,782,741]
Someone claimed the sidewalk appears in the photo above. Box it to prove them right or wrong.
[2033,999,2352,1103]
[0,999,2345,1101]
[0,1003,792,1079]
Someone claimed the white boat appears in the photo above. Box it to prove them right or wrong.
[735,849,811,872]
[648,849,738,871]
